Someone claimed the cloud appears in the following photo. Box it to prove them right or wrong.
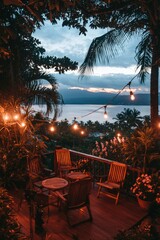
[33,21,150,95]
[34,20,107,63]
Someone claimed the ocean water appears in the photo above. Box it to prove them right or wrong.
[33,104,152,123]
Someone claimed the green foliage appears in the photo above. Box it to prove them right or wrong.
[0,101,48,189]
[92,138,125,161]
[113,108,143,137]
[0,3,78,117]
[122,126,160,171]
[130,173,158,201]
[0,187,28,239]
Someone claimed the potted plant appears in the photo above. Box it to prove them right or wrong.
[130,173,158,209]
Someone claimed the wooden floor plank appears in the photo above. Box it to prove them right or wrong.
[12,187,147,240]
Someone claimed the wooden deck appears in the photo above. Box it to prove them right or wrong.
[12,186,148,240]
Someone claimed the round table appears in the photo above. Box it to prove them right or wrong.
[42,177,68,191]
[67,172,90,181]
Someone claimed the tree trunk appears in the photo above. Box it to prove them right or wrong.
[150,44,159,128]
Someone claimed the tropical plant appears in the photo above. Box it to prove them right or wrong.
[122,126,159,172]
[113,108,143,136]
[0,100,48,188]
[92,135,126,162]
[0,187,28,239]
[0,31,77,117]
[0,3,78,118]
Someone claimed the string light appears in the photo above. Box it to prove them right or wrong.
[128,81,135,101]
[117,133,121,138]
[0,74,138,129]
[3,114,9,121]
[73,117,78,130]
[81,130,85,135]
[73,123,78,130]
[79,74,138,121]
[20,122,26,127]
[13,114,19,120]
[104,106,108,119]
[50,125,55,132]
[130,91,135,101]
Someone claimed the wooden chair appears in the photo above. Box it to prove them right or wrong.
[58,178,93,226]
[54,148,79,177]
[28,155,55,191]
[97,162,127,205]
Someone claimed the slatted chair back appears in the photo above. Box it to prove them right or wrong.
[55,148,72,167]
[59,177,93,226]
[107,162,127,186]
[67,178,92,208]
[28,155,43,180]
[97,161,127,204]
[54,148,79,177]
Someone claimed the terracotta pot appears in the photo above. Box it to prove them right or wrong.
[137,197,152,210]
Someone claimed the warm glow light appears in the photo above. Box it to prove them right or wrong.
[3,114,9,121]
[13,114,19,120]
[117,133,122,143]
[130,91,135,101]
[158,122,160,128]
[50,126,55,132]
[104,111,108,119]
[81,130,84,135]
[104,106,108,119]
[73,123,78,130]
[21,122,26,127]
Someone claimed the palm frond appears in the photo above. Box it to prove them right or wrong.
[79,29,130,77]
[20,73,63,118]
[25,72,57,89]
[135,31,152,83]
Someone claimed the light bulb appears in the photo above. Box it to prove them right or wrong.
[50,126,55,132]
[3,114,9,121]
[73,123,78,130]
[104,111,108,119]
[104,106,108,119]
[81,130,84,135]
[13,114,19,120]
[21,122,26,127]
[130,91,135,101]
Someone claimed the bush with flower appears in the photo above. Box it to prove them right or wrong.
[130,173,159,201]
[92,137,125,160]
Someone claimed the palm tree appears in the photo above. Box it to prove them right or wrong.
[20,73,63,119]
[0,3,77,118]
[79,1,160,128]
[113,108,143,136]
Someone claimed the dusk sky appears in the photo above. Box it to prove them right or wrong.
[33,20,150,97]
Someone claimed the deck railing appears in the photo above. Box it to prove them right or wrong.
[69,149,142,192]
[44,149,142,194]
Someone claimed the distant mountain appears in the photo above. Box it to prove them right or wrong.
[59,89,156,105]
